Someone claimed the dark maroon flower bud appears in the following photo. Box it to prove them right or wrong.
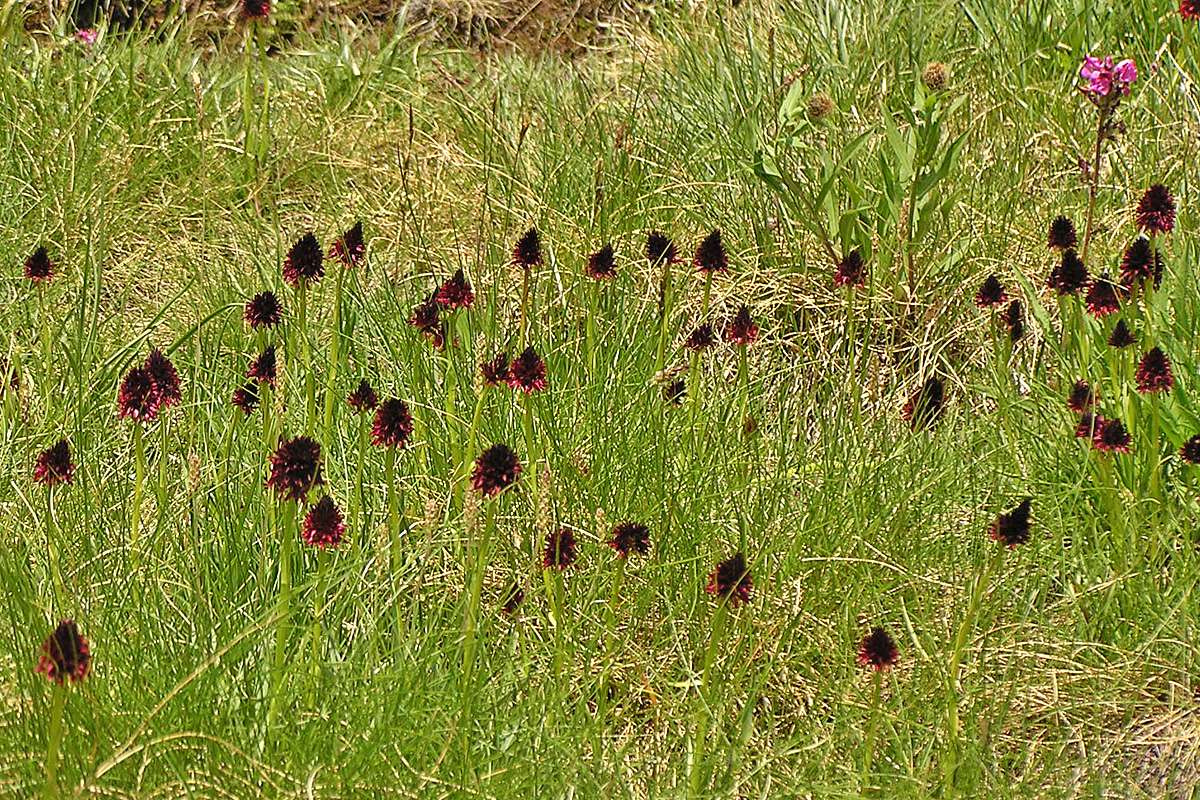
[989,498,1032,547]
[1180,434,1200,464]
[302,495,346,548]
[902,376,945,430]
[1183,0,1200,20]
[1093,417,1132,454]
[500,582,525,615]
[244,291,283,329]
[1047,216,1078,251]
[609,521,650,558]
[513,228,542,267]
[1120,238,1155,287]
[436,268,474,310]
[371,399,413,449]
[36,620,90,684]
[507,347,547,393]
[1085,276,1121,317]
[330,221,365,268]
[543,527,578,570]
[834,249,867,289]
[586,244,617,280]
[706,552,752,606]
[241,0,270,18]
[646,230,678,265]
[1067,380,1096,414]
[685,322,717,351]
[409,293,440,333]
[1135,184,1175,235]
[481,351,509,387]
[117,366,159,423]
[144,349,181,410]
[1075,412,1099,440]
[1136,347,1174,394]
[694,229,728,274]
[266,436,323,502]
[724,305,759,345]
[24,246,54,283]
[282,232,324,287]
[974,274,1007,308]
[471,443,521,497]
[34,439,75,486]
[1048,249,1088,295]
[663,378,686,405]
[231,382,259,415]
[1108,319,1136,349]
[856,626,899,671]
[346,379,378,412]
[1003,299,1024,342]
[247,345,277,387]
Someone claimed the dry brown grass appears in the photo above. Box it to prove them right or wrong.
[31,0,667,52]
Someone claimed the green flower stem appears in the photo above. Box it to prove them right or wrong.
[385,446,400,563]
[309,549,329,703]
[861,669,883,789]
[585,280,599,374]
[944,545,1003,794]
[156,414,170,529]
[353,418,368,545]
[461,499,496,685]
[129,424,146,567]
[654,257,673,374]
[520,394,539,559]
[519,264,532,346]
[322,267,346,447]
[297,283,315,427]
[41,683,67,800]
[266,500,296,732]
[39,286,52,399]
[45,487,63,605]
[598,556,627,710]
[688,599,729,799]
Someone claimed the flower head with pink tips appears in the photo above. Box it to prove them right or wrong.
[1080,56,1137,97]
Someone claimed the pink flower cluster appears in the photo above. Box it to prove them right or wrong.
[1080,56,1137,97]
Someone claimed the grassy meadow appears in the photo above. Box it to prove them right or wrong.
[1,0,1199,796]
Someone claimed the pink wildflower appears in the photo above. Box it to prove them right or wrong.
[1080,56,1137,97]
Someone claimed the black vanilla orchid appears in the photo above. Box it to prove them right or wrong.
[646,231,678,265]
[694,229,728,274]
[1136,347,1174,394]
[282,232,324,286]
[346,379,378,412]
[471,444,521,498]
[266,436,323,502]
[24,246,54,283]
[834,249,867,289]
[989,498,1032,548]
[1135,184,1175,235]
[36,620,90,684]
[436,268,474,310]
[145,349,181,410]
[330,221,365,268]
[117,366,159,423]
[34,440,75,486]
[705,552,752,606]
[586,244,617,280]
[244,291,283,329]
[1047,216,1077,251]
[974,275,1007,308]
[857,627,899,672]
[513,228,542,267]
